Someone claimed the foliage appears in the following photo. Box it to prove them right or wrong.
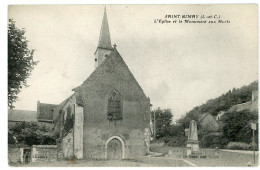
[9,122,57,146]
[167,124,185,137]
[222,109,258,144]
[183,81,257,117]
[151,108,173,139]
[177,110,201,129]
[63,106,74,136]
[174,81,258,149]
[200,133,228,148]
[226,142,252,150]
[8,131,16,144]
[166,136,187,147]
[8,18,38,108]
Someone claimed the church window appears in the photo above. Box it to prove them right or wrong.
[107,90,122,121]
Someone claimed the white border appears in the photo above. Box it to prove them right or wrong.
[1,1,259,170]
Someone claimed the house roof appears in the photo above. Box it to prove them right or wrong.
[52,94,75,124]
[37,101,58,122]
[8,109,37,122]
[199,112,217,122]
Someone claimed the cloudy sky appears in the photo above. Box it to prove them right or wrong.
[8,5,258,121]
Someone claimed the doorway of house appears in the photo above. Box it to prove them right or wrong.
[107,138,122,160]
[23,148,31,164]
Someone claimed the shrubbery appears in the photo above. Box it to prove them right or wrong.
[226,142,251,150]
[9,122,58,146]
[8,131,16,144]
[200,133,228,148]
[166,136,186,147]
[222,109,258,144]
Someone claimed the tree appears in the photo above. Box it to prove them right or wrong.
[177,110,201,129]
[151,108,173,139]
[8,19,38,108]
[222,109,258,144]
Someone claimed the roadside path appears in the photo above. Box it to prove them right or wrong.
[220,149,259,155]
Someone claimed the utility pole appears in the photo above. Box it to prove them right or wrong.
[251,122,257,164]
[253,128,255,164]
[153,109,156,140]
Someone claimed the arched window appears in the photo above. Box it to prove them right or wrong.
[107,90,122,120]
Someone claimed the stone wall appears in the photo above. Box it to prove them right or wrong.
[62,132,73,159]
[8,146,22,164]
[31,145,57,162]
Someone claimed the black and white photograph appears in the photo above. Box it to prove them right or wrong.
[6,4,258,167]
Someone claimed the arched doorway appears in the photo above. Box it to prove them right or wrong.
[105,136,125,160]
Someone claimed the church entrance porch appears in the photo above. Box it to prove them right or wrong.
[107,138,122,160]
[105,136,125,160]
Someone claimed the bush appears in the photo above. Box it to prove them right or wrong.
[201,133,228,149]
[9,122,57,146]
[226,142,251,150]
[166,136,187,147]
[222,109,258,144]
[8,132,16,144]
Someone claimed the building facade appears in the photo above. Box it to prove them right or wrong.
[53,8,151,160]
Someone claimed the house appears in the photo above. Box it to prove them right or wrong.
[199,113,220,132]
[53,8,151,160]
[8,109,38,128]
[8,101,58,130]
[37,101,57,123]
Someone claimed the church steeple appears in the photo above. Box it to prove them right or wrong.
[98,7,112,49]
[95,7,113,68]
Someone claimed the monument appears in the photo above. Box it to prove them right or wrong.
[186,120,200,156]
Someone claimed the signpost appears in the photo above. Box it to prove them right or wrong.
[251,122,257,164]
[153,109,156,140]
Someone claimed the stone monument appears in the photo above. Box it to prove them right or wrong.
[186,120,199,156]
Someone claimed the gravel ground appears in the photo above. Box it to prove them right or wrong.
[151,146,259,167]
[185,150,258,167]
[9,159,153,167]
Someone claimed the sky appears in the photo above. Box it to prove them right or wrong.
[8,4,258,121]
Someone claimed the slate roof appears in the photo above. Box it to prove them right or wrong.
[73,48,149,102]
[199,112,217,122]
[8,109,37,122]
[97,7,113,50]
[37,101,58,122]
[52,94,74,124]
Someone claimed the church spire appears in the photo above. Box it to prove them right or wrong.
[95,7,114,68]
[98,7,113,49]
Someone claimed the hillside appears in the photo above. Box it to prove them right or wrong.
[187,81,258,117]
[175,80,258,149]
[177,80,258,129]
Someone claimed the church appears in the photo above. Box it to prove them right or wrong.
[52,8,151,160]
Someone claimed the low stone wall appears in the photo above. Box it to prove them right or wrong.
[8,146,22,164]
[150,142,165,147]
[31,145,57,162]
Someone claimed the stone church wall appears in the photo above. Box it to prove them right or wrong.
[62,132,74,159]
[72,49,151,159]
[78,85,150,159]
